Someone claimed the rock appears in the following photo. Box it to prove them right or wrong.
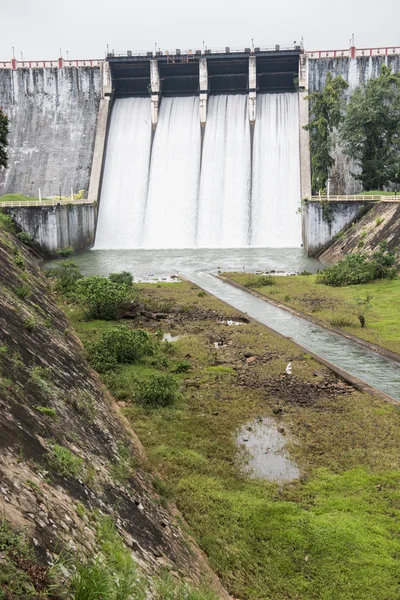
[244,351,253,358]
[272,407,283,415]
[246,356,257,364]
[278,428,285,435]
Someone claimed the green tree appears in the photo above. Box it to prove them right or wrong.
[341,65,400,190]
[304,73,349,194]
[0,108,9,169]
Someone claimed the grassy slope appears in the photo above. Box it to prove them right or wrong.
[66,281,400,600]
[224,273,400,355]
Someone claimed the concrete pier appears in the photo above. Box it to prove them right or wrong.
[150,60,160,128]
[199,58,208,125]
[248,56,256,123]
[298,54,311,199]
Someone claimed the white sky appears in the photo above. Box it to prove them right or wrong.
[1,0,400,60]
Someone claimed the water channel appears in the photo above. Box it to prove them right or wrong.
[48,248,400,402]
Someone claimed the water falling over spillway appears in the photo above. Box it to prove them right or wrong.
[95,98,152,249]
[96,92,302,249]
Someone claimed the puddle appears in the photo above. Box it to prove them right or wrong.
[219,319,245,326]
[236,418,299,482]
[163,333,181,342]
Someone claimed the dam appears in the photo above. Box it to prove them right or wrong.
[1,43,400,250]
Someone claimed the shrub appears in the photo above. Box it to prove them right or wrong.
[375,216,385,226]
[197,290,206,297]
[88,326,155,372]
[172,360,192,373]
[108,271,133,287]
[155,572,217,600]
[76,276,129,320]
[244,274,275,288]
[316,244,397,286]
[330,317,354,328]
[13,254,25,270]
[0,212,15,232]
[133,373,180,407]
[45,261,83,294]
[46,443,83,478]
[15,285,30,299]
[57,246,74,258]
[24,317,36,332]
[34,405,57,418]
[17,231,33,245]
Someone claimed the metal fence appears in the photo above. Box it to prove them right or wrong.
[0,199,95,208]
[306,195,400,202]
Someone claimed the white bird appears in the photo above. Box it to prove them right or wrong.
[285,362,292,375]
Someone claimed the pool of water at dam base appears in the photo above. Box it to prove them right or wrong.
[51,248,320,278]
[47,247,400,402]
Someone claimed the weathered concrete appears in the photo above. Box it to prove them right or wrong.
[4,203,97,255]
[298,54,311,199]
[150,60,160,128]
[320,201,400,265]
[302,200,373,255]
[248,56,256,123]
[308,54,400,194]
[0,67,101,198]
[88,96,111,201]
[199,58,208,125]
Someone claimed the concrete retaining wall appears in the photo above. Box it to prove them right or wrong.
[302,200,373,256]
[4,204,97,255]
[0,67,101,198]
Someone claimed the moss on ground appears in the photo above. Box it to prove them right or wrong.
[68,280,400,600]
[225,273,400,355]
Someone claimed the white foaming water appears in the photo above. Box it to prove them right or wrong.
[96,92,302,249]
[251,93,302,247]
[95,98,152,249]
[197,95,251,247]
[143,96,201,248]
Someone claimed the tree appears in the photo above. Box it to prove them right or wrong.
[304,73,349,194]
[0,107,9,169]
[341,65,400,190]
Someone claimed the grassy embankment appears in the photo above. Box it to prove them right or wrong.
[63,278,400,600]
[224,273,400,355]
[0,194,47,202]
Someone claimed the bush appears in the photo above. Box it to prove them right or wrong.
[13,254,25,270]
[133,374,180,407]
[172,360,192,373]
[24,317,36,332]
[108,271,133,287]
[88,326,155,372]
[330,317,354,328]
[76,276,130,320]
[45,261,83,294]
[316,244,397,286]
[0,212,15,232]
[57,246,74,258]
[244,274,275,288]
[15,285,30,299]
[17,231,34,245]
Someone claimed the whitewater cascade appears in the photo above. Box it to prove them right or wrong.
[95,92,301,249]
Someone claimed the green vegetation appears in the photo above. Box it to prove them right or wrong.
[304,72,349,194]
[0,193,47,203]
[109,442,137,483]
[17,231,34,245]
[133,373,180,407]
[46,443,84,478]
[60,279,400,599]
[109,270,134,287]
[16,284,30,299]
[33,405,57,418]
[316,244,397,286]
[57,246,75,258]
[0,107,8,169]
[0,212,15,232]
[243,274,275,288]
[45,261,83,294]
[24,317,36,332]
[226,271,400,354]
[88,325,155,372]
[342,65,400,190]
[76,276,132,320]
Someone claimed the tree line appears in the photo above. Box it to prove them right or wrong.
[305,65,400,194]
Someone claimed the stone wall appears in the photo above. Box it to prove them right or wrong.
[4,204,97,255]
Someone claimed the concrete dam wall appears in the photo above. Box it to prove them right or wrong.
[0,66,101,198]
[307,52,400,194]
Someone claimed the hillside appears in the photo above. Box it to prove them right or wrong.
[0,216,227,598]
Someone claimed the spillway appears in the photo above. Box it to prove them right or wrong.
[95,92,302,249]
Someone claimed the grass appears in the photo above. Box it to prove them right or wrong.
[0,193,49,203]
[63,280,400,600]
[46,443,84,478]
[225,273,400,355]
[356,190,397,196]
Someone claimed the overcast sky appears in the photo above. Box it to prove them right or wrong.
[1,0,400,60]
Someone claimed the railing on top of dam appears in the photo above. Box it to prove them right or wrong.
[306,195,400,202]
[1,199,96,208]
